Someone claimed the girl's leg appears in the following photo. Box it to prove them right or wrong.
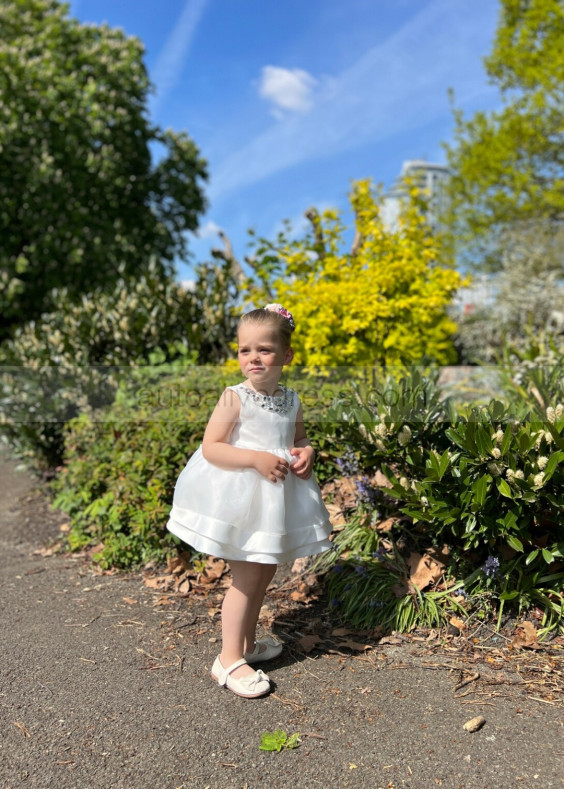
[243,563,277,654]
[219,560,276,679]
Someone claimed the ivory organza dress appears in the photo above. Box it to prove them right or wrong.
[166,383,333,564]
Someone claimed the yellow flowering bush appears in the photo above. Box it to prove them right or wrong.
[246,179,464,367]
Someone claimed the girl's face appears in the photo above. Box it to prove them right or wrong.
[237,322,293,392]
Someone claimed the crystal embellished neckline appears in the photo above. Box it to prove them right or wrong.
[239,383,293,414]
[242,383,287,399]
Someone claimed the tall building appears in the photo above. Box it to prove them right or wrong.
[381,159,450,233]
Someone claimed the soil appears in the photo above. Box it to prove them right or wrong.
[1,446,563,790]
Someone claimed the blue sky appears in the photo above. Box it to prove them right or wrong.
[68,0,502,284]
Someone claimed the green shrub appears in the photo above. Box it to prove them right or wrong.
[322,367,564,636]
[49,367,347,569]
[0,259,199,468]
[49,367,241,568]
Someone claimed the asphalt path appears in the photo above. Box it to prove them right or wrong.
[1,447,563,790]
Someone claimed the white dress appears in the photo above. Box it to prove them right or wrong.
[166,383,333,564]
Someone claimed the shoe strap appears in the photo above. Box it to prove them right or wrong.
[217,657,248,686]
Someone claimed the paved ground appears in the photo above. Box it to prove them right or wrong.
[1,447,563,790]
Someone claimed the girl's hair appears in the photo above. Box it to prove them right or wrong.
[238,307,294,350]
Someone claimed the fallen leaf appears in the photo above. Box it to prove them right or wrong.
[521,621,538,642]
[198,557,227,584]
[258,605,275,624]
[338,638,372,652]
[325,503,347,527]
[291,557,309,574]
[373,469,393,488]
[298,634,322,653]
[379,635,402,645]
[13,721,31,737]
[167,553,192,576]
[32,542,62,557]
[511,620,540,649]
[175,578,191,595]
[332,627,354,637]
[152,595,175,607]
[122,597,137,605]
[450,616,466,631]
[375,516,398,532]
[143,575,174,590]
[408,552,445,591]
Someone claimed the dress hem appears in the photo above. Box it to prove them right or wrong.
[167,516,333,564]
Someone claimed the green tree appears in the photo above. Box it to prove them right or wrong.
[0,0,208,342]
[444,0,564,272]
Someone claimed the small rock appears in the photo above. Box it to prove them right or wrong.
[463,715,486,732]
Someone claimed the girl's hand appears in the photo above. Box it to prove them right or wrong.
[289,446,314,479]
[254,452,290,484]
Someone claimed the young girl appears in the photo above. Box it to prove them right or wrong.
[166,304,332,698]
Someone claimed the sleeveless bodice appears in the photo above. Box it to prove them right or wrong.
[227,383,298,452]
[166,380,332,564]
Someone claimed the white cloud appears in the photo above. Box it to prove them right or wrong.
[258,66,318,116]
[149,0,210,117]
[210,0,499,202]
[196,220,223,240]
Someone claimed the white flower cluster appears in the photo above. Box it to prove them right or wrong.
[535,430,554,449]
[546,404,563,423]
[537,456,548,470]
[492,429,504,444]
[487,462,503,477]
[507,468,525,484]
[374,422,388,438]
[533,472,545,487]
[491,447,501,459]
[397,425,412,447]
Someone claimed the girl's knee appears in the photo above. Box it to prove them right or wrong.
[231,560,275,591]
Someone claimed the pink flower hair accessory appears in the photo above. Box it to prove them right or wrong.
[264,303,296,332]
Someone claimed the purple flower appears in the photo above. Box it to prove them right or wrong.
[336,449,359,477]
[482,556,501,578]
[372,548,388,561]
[355,476,379,507]
[333,563,344,573]
[330,598,342,607]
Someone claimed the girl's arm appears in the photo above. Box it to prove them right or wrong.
[202,389,289,482]
[290,402,315,479]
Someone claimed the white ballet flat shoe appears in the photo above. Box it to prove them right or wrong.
[211,656,271,698]
[244,636,283,664]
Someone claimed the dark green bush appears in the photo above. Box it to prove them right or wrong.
[321,367,564,636]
